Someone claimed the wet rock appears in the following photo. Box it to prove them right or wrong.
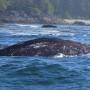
[42,24,57,28]
[73,21,86,25]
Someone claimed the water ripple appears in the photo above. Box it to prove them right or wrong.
[0,24,90,90]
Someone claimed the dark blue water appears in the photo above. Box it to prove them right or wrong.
[0,24,90,90]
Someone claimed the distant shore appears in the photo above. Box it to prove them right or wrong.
[64,19,90,25]
[0,16,90,25]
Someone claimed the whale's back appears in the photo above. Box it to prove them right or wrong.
[0,38,90,56]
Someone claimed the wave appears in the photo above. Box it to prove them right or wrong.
[15,24,41,28]
[54,52,90,59]
[54,53,65,58]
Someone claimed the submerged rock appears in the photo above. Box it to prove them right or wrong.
[0,37,90,56]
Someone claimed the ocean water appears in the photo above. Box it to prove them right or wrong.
[0,24,90,90]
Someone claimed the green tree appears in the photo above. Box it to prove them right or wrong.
[44,0,54,15]
[0,0,8,10]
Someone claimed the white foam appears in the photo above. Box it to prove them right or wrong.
[54,53,65,58]
[15,24,30,27]
[30,25,40,28]
[85,53,90,58]
[14,32,27,35]
[14,24,40,28]
[54,53,80,58]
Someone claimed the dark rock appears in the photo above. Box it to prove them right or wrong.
[73,21,86,25]
[42,24,57,28]
[0,37,90,56]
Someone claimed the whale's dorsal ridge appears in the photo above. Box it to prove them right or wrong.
[0,37,90,56]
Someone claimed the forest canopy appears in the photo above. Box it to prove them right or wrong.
[0,0,90,19]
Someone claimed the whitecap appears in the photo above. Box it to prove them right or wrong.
[84,53,90,58]
[54,53,65,58]
[15,24,31,27]
[30,24,41,28]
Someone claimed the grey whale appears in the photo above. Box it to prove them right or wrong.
[0,37,90,56]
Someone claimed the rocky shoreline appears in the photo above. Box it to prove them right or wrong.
[0,16,90,25]
[0,16,65,24]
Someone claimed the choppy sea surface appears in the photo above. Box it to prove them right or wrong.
[0,24,90,90]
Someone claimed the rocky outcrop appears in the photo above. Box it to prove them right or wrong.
[42,24,57,28]
[73,21,86,25]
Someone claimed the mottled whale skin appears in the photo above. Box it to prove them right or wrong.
[0,38,90,56]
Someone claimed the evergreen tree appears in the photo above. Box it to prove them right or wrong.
[0,0,8,10]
